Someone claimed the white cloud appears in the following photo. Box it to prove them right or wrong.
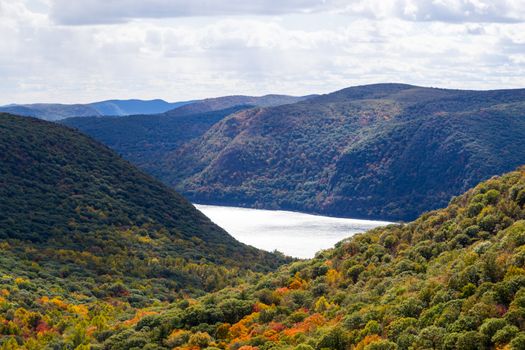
[0,0,524,105]
[48,0,525,25]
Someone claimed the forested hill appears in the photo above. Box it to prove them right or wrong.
[2,94,309,121]
[0,99,190,120]
[61,105,252,174]
[0,113,289,299]
[61,94,312,173]
[164,94,314,117]
[160,83,525,221]
[95,166,525,350]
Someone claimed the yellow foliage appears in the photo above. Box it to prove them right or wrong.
[314,296,331,312]
[14,277,29,285]
[137,235,153,244]
[69,304,89,318]
[326,269,341,285]
[505,266,525,279]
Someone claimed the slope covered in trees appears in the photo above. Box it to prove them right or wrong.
[0,113,290,347]
[156,84,525,221]
[164,94,314,117]
[86,166,525,350]
[0,103,102,120]
[61,94,312,173]
[2,94,309,121]
[61,105,252,175]
[0,99,191,120]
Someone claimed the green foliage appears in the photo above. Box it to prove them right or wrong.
[4,112,525,350]
[82,83,525,222]
[0,114,290,349]
[95,167,525,350]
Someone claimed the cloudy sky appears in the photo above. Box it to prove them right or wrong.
[0,0,524,104]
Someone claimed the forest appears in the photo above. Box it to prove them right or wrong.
[64,84,525,221]
[2,113,525,349]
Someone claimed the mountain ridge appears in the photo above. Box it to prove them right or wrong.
[1,94,311,120]
[159,84,525,221]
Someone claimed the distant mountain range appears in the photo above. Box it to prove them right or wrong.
[61,94,312,172]
[0,94,310,121]
[0,99,192,120]
[64,83,525,221]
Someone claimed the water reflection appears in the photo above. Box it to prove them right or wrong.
[195,204,392,259]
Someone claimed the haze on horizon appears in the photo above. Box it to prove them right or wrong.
[1,0,524,105]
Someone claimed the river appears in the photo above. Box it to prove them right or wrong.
[195,204,392,259]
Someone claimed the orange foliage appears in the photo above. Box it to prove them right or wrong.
[35,320,52,335]
[262,329,279,341]
[269,322,285,332]
[282,313,325,337]
[355,335,382,350]
[229,322,250,340]
[275,287,289,294]
[123,310,158,326]
[289,279,303,290]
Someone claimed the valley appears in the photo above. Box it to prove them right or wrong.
[2,2,525,348]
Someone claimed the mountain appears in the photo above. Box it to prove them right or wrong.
[0,99,191,120]
[1,94,309,121]
[61,105,253,174]
[0,113,289,302]
[0,103,101,120]
[165,94,315,117]
[152,83,525,221]
[89,99,193,116]
[61,94,312,175]
[88,166,525,350]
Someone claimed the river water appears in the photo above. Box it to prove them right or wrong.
[195,204,392,259]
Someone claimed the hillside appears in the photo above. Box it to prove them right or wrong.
[154,84,525,221]
[61,105,252,174]
[88,99,193,116]
[166,94,314,117]
[86,166,525,350]
[0,99,190,120]
[2,94,309,121]
[0,113,289,302]
[0,103,101,120]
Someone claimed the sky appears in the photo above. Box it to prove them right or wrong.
[0,0,524,104]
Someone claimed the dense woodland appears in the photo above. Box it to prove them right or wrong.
[71,168,525,349]
[165,84,525,221]
[0,114,290,349]
[2,112,525,349]
[61,106,252,175]
[2,84,525,350]
[66,83,525,221]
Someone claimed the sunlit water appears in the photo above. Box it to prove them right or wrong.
[195,204,392,259]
